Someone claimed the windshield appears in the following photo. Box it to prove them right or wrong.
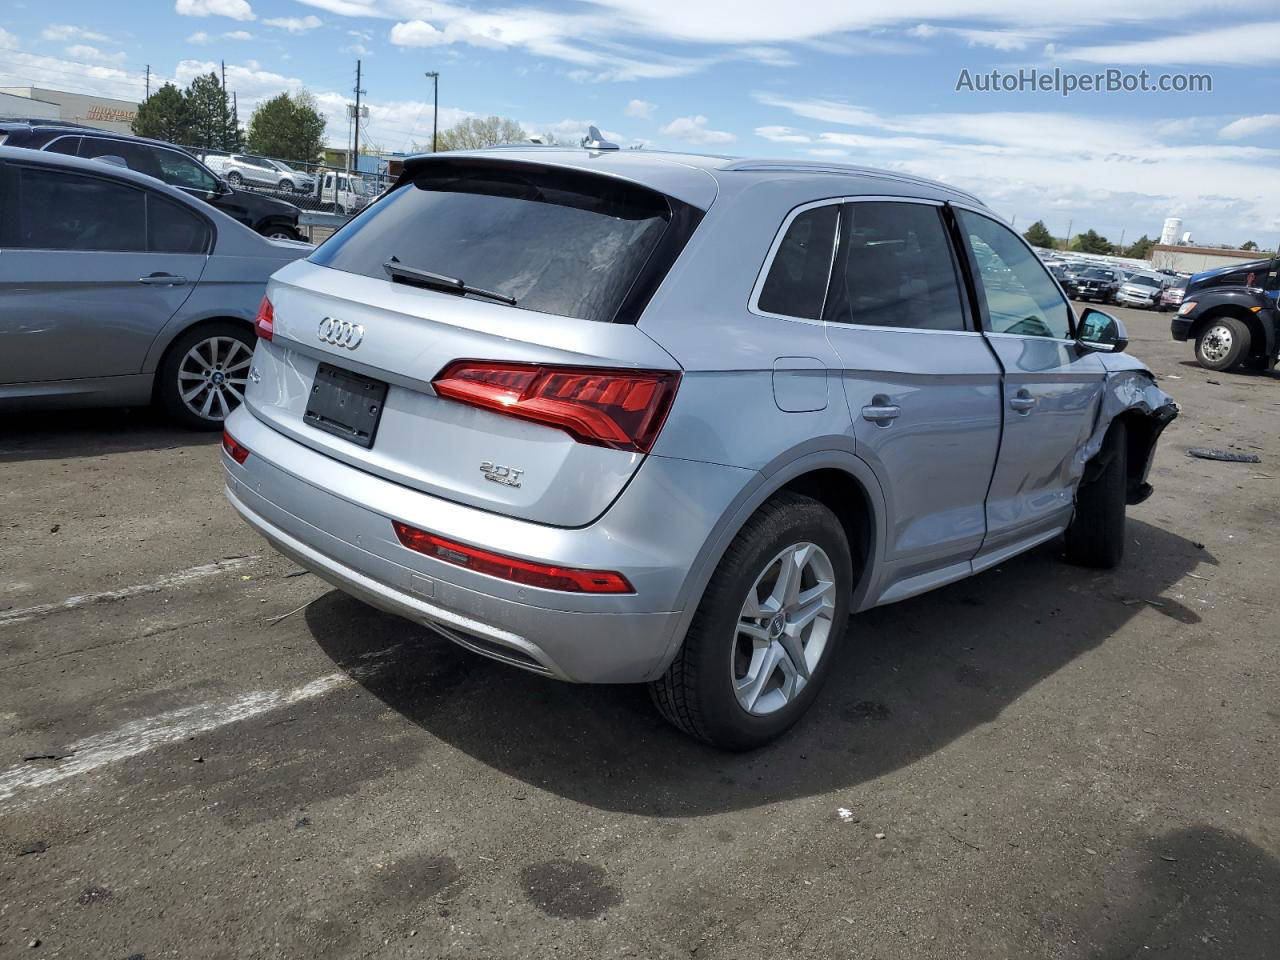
[1082,268,1114,280]
[1127,275,1163,288]
[310,162,679,323]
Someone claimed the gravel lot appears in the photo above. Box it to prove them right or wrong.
[1,305,1277,959]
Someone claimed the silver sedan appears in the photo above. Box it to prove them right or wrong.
[0,146,310,428]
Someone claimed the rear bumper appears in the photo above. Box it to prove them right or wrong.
[221,406,754,683]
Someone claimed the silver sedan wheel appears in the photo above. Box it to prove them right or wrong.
[1200,324,1233,363]
[732,542,837,716]
[177,335,252,422]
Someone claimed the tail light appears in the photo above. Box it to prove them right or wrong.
[254,296,274,340]
[431,361,679,454]
[392,521,633,594]
[222,430,250,464]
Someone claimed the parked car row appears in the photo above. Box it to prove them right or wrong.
[1040,251,1188,311]
[0,121,305,241]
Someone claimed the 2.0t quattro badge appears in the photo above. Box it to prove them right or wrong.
[480,461,524,488]
[317,317,364,349]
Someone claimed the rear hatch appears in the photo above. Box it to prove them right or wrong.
[245,157,701,527]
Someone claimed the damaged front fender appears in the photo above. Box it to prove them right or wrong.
[1079,356,1179,505]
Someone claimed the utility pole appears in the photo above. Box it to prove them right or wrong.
[425,71,439,152]
[232,92,238,148]
[1118,228,1126,253]
[220,60,228,146]
[145,64,150,100]
[352,60,363,171]
[1064,219,1073,251]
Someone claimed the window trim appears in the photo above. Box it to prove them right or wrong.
[950,201,1078,342]
[748,197,845,325]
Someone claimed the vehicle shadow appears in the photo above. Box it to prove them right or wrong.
[1076,825,1280,958]
[0,407,219,463]
[1176,359,1280,380]
[306,518,1214,817]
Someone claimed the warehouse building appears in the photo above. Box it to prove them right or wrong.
[0,86,139,134]
[1150,244,1269,275]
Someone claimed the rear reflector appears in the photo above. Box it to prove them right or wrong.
[392,521,633,594]
[254,296,274,340]
[222,430,250,464]
[431,361,679,454]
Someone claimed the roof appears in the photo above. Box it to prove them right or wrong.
[401,145,986,211]
[1153,243,1268,260]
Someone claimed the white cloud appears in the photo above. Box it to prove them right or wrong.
[756,124,810,143]
[661,114,736,145]
[624,98,655,119]
[42,24,112,43]
[1219,115,1280,140]
[64,44,127,65]
[909,22,1047,50]
[344,42,372,54]
[174,0,255,22]
[0,27,18,49]
[735,45,793,65]
[1058,21,1280,65]
[186,31,211,44]
[224,30,254,40]
[0,48,149,101]
[388,20,446,47]
[263,15,322,33]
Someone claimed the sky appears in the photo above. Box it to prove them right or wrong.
[1,1,1278,247]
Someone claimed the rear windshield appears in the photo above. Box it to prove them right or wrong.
[310,161,678,323]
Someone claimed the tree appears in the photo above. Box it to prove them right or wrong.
[1241,240,1258,251]
[185,72,240,151]
[1124,234,1155,260]
[1022,220,1055,249]
[434,116,528,151]
[132,83,193,144]
[246,91,327,164]
[1070,229,1112,255]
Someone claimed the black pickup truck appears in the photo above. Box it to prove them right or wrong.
[1171,256,1280,371]
[1071,267,1122,304]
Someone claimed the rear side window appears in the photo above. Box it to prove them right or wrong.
[311,162,690,324]
[148,195,211,254]
[757,204,839,320]
[826,201,967,331]
[10,166,145,251]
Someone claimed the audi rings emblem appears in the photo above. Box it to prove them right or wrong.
[317,317,364,350]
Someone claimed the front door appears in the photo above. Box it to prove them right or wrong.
[821,199,1004,600]
[953,207,1107,570]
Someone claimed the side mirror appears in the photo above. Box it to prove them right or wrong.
[1076,307,1128,354]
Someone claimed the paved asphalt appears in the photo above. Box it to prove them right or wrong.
[1,305,1277,959]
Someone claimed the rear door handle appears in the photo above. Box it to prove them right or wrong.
[1008,389,1037,413]
[138,273,187,285]
[861,394,901,425]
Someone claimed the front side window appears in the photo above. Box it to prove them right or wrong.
[757,204,839,320]
[958,209,1072,339]
[826,201,967,331]
[10,166,146,252]
[156,150,217,192]
[311,162,679,324]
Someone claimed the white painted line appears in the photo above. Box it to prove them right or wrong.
[0,672,350,811]
[0,557,258,628]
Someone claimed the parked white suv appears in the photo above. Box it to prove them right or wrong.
[205,153,313,193]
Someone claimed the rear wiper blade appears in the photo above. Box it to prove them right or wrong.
[382,258,516,306]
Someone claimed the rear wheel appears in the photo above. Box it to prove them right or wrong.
[156,321,254,430]
[650,493,852,750]
[226,170,243,185]
[1064,420,1127,569]
[260,223,302,242]
[1195,316,1249,371]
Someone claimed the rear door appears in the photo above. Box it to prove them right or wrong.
[953,207,1107,569]
[0,162,208,384]
[247,159,696,527]
[820,198,1003,595]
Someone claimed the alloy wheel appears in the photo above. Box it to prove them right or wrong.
[177,335,252,422]
[1201,324,1233,363]
[732,542,837,716]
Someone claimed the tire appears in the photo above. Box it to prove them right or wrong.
[260,224,302,242]
[156,321,255,430]
[279,178,294,192]
[1194,316,1250,371]
[226,170,243,185]
[1064,419,1127,569]
[650,493,853,750]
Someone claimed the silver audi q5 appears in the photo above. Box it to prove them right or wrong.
[222,144,1177,749]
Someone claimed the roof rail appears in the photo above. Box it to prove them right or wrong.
[722,159,983,204]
